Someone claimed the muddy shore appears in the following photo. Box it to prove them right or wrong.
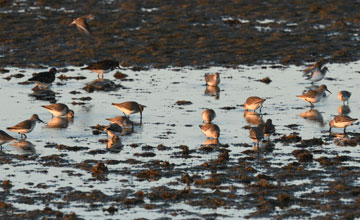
[1,0,360,68]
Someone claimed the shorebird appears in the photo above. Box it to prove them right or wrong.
[244,96,266,112]
[28,68,57,89]
[250,124,264,147]
[337,91,351,105]
[42,103,74,118]
[204,72,220,87]
[69,14,94,35]
[106,116,134,129]
[0,130,17,150]
[112,101,145,120]
[303,59,325,75]
[199,123,220,139]
[7,114,44,139]
[201,109,216,123]
[329,115,357,133]
[105,123,123,138]
[304,66,329,84]
[297,84,331,108]
[81,60,120,79]
[264,119,275,137]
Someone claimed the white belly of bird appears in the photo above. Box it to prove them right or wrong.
[116,107,136,116]
[309,71,325,82]
[333,121,352,128]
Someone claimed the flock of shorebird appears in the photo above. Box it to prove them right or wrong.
[0,13,358,149]
[199,59,357,147]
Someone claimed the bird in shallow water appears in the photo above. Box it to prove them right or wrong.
[69,14,94,35]
[303,66,329,84]
[81,60,120,79]
[244,96,266,112]
[250,124,264,147]
[28,68,57,89]
[337,90,351,105]
[204,72,220,87]
[303,59,325,75]
[42,103,74,118]
[264,119,275,137]
[329,115,357,134]
[297,84,331,108]
[112,101,145,120]
[7,114,44,139]
[201,109,216,124]
[199,123,220,139]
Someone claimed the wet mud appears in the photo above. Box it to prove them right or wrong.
[1,1,360,68]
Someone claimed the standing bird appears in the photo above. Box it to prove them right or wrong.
[304,66,329,84]
[105,123,123,139]
[199,123,220,139]
[28,68,57,89]
[0,130,17,150]
[42,103,74,118]
[297,84,331,108]
[244,96,266,112]
[264,119,275,137]
[337,91,351,105]
[112,101,145,120]
[329,115,357,133]
[204,72,220,87]
[303,59,325,75]
[201,109,216,123]
[250,124,264,147]
[69,14,94,35]
[81,60,120,79]
[7,114,44,139]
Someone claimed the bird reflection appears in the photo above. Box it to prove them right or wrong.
[29,88,56,102]
[106,137,123,152]
[249,124,264,147]
[244,110,263,126]
[46,117,74,129]
[337,105,351,115]
[0,130,17,151]
[10,140,36,154]
[299,108,325,126]
[203,138,219,145]
[204,85,220,99]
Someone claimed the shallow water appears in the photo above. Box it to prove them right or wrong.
[1,62,360,219]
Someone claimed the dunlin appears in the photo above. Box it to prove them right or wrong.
[7,114,44,138]
[304,66,329,84]
[297,84,331,107]
[244,96,266,112]
[112,101,145,120]
[42,103,74,118]
[303,59,325,75]
[69,14,94,35]
[0,130,16,150]
[28,68,57,89]
[105,123,123,138]
[250,124,264,146]
[199,123,220,139]
[264,119,275,137]
[201,109,216,123]
[329,115,357,133]
[337,91,351,105]
[106,116,134,129]
[204,72,220,87]
[81,60,120,79]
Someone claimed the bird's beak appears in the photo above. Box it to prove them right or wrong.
[38,118,45,124]
[326,88,332,94]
